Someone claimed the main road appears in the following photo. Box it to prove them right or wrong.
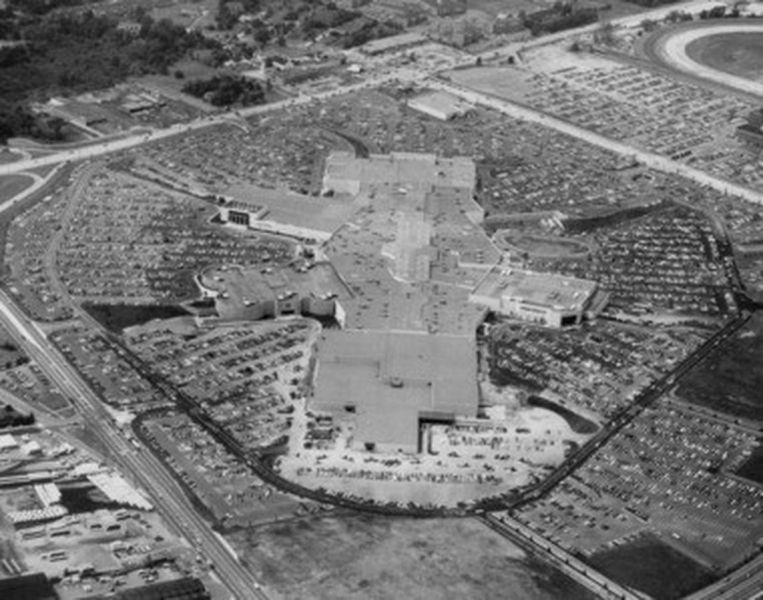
[0,67,429,178]
[428,77,763,207]
[0,288,268,600]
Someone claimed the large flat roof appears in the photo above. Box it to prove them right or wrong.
[408,90,473,119]
[474,267,598,312]
[320,152,497,334]
[200,262,351,316]
[223,183,361,235]
[322,151,476,193]
[313,330,478,448]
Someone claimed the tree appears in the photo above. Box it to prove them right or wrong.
[593,22,616,45]
[216,2,238,30]
[253,26,271,46]
[640,18,659,32]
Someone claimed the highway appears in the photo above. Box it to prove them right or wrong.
[480,513,641,600]
[684,552,763,600]
[0,8,760,594]
[107,332,455,518]
[0,289,268,600]
[428,78,763,207]
[0,68,428,179]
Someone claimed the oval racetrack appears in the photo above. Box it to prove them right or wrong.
[653,22,763,98]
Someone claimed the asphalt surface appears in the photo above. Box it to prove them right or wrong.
[0,289,268,600]
[479,513,640,600]
[429,78,763,207]
[1,7,761,596]
[0,69,428,179]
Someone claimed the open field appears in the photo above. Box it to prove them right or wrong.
[0,340,25,371]
[527,396,598,434]
[83,303,190,332]
[0,150,22,165]
[686,31,763,82]
[467,0,646,18]
[0,320,26,371]
[587,534,715,600]
[149,0,217,29]
[676,312,763,422]
[736,443,763,484]
[0,174,33,203]
[494,232,590,258]
[651,21,763,99]
[229,515,596,600]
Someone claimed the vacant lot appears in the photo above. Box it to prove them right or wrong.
[0,150,22,165]
[736,443,763,484]
[0,174,33,204]
[676,313,763,422]
[588,534,715,600]
[230,515,596,600]
[0,339,25,371]
[496,232,590,258]
[83,303,190,333]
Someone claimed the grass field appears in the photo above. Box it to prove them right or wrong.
[736,443,763,484]
[0,174,33,204]
[686,32,763,81]
[83,303,190,332]
[229,515,597,600]
[528,396,598,434]
[0,339,26,371]
[676,313,763,422]
[587,534,715,600]
[0,149,22,165]
[496,232,590,258]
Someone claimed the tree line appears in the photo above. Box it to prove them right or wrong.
[0,9,219,141]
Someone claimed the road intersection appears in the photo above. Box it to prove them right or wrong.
[0,289,268,600]
[1,6,762,597]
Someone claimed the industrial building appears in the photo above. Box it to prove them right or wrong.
[470,267,609,328]
[312,330,478,453]
[407,91,474,121]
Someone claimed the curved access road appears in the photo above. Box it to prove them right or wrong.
[654,22,763,99]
